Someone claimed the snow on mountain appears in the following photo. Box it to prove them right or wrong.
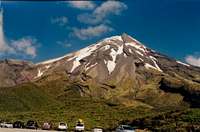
[34,33,198,80]
[36,53,73,65]
[149,56,163,72]
[35,33,166,77]
[105,42,124,74]
[36,69,43,78]
[176,61,190,67]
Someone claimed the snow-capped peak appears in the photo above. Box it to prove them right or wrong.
[36,35,123,66]
[121,33,142,44]
[35,34,164,78]
[103,35,123,42]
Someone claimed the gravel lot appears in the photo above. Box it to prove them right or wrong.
[0,128,57,132]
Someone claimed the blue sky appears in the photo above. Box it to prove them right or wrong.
[1,0,200,66]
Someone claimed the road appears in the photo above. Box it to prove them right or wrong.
[0,128,93,132]
[0,128,57,132]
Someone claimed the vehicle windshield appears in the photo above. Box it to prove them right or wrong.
[27,121,34,125]
[123,125,134,130]
[60,123,66,126]
[77,124,84,127]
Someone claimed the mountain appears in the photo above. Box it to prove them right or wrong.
[1,33,200,108]
[1,33,200,130]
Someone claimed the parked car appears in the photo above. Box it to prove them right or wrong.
[13,121,24,128]
[58,122,68,131]
[92,127,103,132]
[26,120,38,129]
[75,119,84,132]
[42,122,51,130]
[0,122,13,128]
[116,125,135,132]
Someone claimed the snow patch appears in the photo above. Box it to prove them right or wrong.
[104,60,107,65]
[70,44,99,72]
[129,49,133,53]
[35,65,50,79]
[106,44,123,74]
[136,50,144,56]
[36,38,103,66]
[85,62,98,71]
[176,61,190,67]
[125,42,147,53]
[67,56,76,61]
[103,45,110,51]
[124,53,127,58]
[139,58,144,61]
[45,65,51,69]
[35,69,44,78]
[71,60,81,72]
[149,56,163,72]
[107,60,116,74]
[104,35,123,42]
[37,53,73,65]
[145,63,158,71]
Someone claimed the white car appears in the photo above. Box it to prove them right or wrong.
[116,125,135,132]
[58,122,68,131]
[92,128,103,132]
[75,123,84,132]
[0,122,13,128]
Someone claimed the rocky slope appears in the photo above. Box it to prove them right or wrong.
[0,33,200,108]
[0,59,34,87]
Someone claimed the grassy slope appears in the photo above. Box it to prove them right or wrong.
[0,80,154,130]
[0,79,199,130]
[129,108,200,131]
[0,83,61,112]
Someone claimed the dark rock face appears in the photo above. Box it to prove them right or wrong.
[159,78,200,107]
[0,34,200,108]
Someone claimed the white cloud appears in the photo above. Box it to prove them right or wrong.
[0,36,14,54]
[10,37,38,58]
[67,1,96,10]
[0,37,38,58]
[185,55,200,67]
[77,1,127,25]
[94,1,127,16]
[0,9,14,54]
[51,16,68,26]
[0,28,13,53]
[72,24,113,40]
[0,9,38,58]
[77,13,103,25]
[57,40,72,48]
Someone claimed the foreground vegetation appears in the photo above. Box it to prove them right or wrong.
[128,108,200,131]
[0,81,154,130]
[0,80,200,131]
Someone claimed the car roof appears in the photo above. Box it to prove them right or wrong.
[93,127,103,129]
[121,125,131,126]
[59,122,66,124]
